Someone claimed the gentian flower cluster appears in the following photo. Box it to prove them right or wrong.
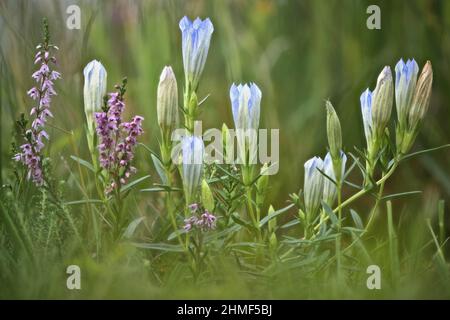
[14,21,60,186]
[303,152,347,216]
[183,203,217,232]
[95,81,144,193]
[394,59,433,154]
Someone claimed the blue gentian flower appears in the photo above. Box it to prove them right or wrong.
[304,156,324,216]
[395,58,419,127]
[181,135,205,206]
[360,88,373,149]
[230,83,262,131]
[179,16,214,89]
[229,83,261,165]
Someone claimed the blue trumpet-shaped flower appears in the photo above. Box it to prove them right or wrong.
[360,66,393,168]
[360,88,373,150]
[395,58,419,127]
[304,156,324,217]
[179,16,214,89]
[230,83,262,131]
[181,135,205,206]
[229,83,262,166]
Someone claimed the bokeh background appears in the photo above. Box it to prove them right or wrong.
[1,0,449,214]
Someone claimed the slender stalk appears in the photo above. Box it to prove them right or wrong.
[314,159,401,272]
[165,165,185,249]
[386,200,399,286]
[336,182,343,280]
[438,200,445,245]
[333,160,399,215]
[365,178,385,233]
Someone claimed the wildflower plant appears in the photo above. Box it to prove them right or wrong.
[14,19,60,187]
[90,77,145,239]
[95,78,144,194]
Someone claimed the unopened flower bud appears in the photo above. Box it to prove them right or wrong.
[395,58,419,129]
[188,91,198,117]
[256,163,270,208]
[84,60,107,138]
[409,61,433,130]
[372,66,394,139]
[201,179,215,212]
[326,101,342,161]
[157,66,179,138]
[268,205,277,234]
[303,156,324,217]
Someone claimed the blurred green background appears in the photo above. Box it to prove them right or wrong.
[0,0,449,215]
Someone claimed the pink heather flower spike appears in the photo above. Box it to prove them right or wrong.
[14,20,60,186]
[183,210,217,232]
[94,79,144,193]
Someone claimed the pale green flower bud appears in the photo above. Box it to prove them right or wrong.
[83,60,107,138]
[256,163,270,208]
[201,179,215,212]
[268,205,277,234]
[408,61,433,131]
[372,66,394,139]
[326,101,342,161]
[221,123,234,164]
[157,66,179,138]
[269,231,277,250]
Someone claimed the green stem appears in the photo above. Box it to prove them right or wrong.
[336,182,343,279]
[333,160,399,215]
[165,165,185,249]
[365,177,385,233]
[311,158,402,274]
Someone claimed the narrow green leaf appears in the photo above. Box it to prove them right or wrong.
[380,190,422,201]
[322,201,338,226]
[132,242,184,252]
[70,155,95,173]
[402,144,450,161]
[151,154,168,185]
[140,187,167,193]
[259,203,295,228]
[231,213,256,231]
[64,199,103,205]
[281,219,300,229]
[168,229,187,241]
[350,209,364,229]
[204,224,241,241]
[123,217,145,239]
[121,175,150,193]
